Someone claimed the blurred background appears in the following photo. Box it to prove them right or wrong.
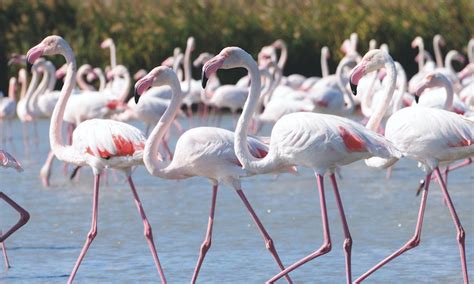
[0,0,473,91]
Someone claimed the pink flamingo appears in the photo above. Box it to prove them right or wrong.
[351,65,473,282]
[27,35,166,283]
[0,150,30,270]
[202,47,401,284]
[135,66,295,283]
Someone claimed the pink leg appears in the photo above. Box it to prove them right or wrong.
[22,123,29,157]
[187,106,194,128]
[40,151,55,187]
[267,174,331,284]
[385,165,393,179]
[434,168,469,283]
[354,172,432,283]
[68,174,100,284]
[191,184,218,283]
[33,120,39,148]
[236,189,293,283]
[172,120,184,135]
[126,177,167,283]
[162,139,173,160]
[329,174,352,284]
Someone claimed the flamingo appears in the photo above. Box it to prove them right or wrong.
[135,66,295,283]
[101,38,116,70]
[26,35,166,283]
[202,47,401,284]
[0,150,30,270]
[351,67,473,283]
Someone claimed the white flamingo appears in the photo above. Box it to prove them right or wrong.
[135,66,295,283]
[27,35,166,283]
[203,47,401,284]
[351,66,473,284]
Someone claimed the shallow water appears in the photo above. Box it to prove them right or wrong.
[0,115,473,283]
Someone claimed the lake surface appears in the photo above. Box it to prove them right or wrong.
[0,115,472,283]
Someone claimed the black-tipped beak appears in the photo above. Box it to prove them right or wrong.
[350,81,358,96]
[27,62,33,73]
[134,89,140,104]
[414,95,420,104]
[201,71,208,89]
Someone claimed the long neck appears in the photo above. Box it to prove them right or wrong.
[29,69,49,112]
[8,79,16,100]
[360,71,379,118]
[143,75,184,179]
[321,48,329,78]
[365,57,396,131]
[277,43,287,70]
[444,51,457,74]
[117,67,131,102]
[19,71,27,99]
[49,47,82,164]
[434,36,444,68]
[235,54,279,174]
[469,39,474,64]
[97,69,106,91]
[263,64,282,105]
[23,67,40,112]
[182,43,192,94]
[46,64,57,92]
[392,62,407,113]
[109,43,116,69]
[417,41,425,71]
[336,58,355,115]
[440,76,454,110]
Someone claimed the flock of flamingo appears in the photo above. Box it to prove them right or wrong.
[0,32,473,283]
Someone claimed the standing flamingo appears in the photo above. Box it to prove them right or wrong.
[26,35,166,283]
[0,150,30,270]
[135,66,294,283]
[351,68,473,282]
[202,47,401,284]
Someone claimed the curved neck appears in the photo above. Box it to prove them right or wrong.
[116,67,131,102]
[321,48,329,78]
[360,71,379,118]
[434,36,444,68]
[23,67,40,112]
[444,51,458,74]
[440,76,454,110]
[50,46,83,164]
[365,57,396,131]
[263,64,283,105]
[276,42,288,70]
[19,71,28,99]
[255,67,274,114]
[182,42,193,94]
[29,68,49,111]
[392,62,407,113]
[235,52,280,173]
[77,67,94,91]
[143,74,184,179]
[335,58,355,115]
[416,40,425,71]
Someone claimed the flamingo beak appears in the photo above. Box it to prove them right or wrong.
[201,71,208,89]
[349,63,366,96]
[134,89,140,104]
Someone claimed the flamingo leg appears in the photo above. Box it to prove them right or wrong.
[0,193,30,243]
[187,106,194,128]
[434,168,468,283]
[162,139,173,160]
[235,188,293,284]
[172,119,184,135]
[40,151,55,187]
[126,176,167,284]
[329,173,352,284]
[1,230,10,270]
[267,173,331,284]
[354,172,432,283]
[68,174,101,284]
[191,184,218,283]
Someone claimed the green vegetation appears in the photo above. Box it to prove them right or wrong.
[1,0,473,91]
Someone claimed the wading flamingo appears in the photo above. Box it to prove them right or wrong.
[27,35,166,283]
[0,150,30,270]
[135,66,294,283]
[351,66,473,283]
[202,47,401,284]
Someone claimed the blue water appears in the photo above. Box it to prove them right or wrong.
[0,115,472,283]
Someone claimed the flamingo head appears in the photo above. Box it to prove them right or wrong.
[411,36,423,49]
[134,66,177,103]
[100,38,114,49]
[271,39,286,49]
[55,64,67,79]
[349,49,390,95]
[458,63,474,80]
[27,36,70,75]
[193,52,214,67]
[133,69,148,81]
[321,46,330,58]
[8,54,27,66]
[161,56,175,68]
[202,47,252,89]
[86,69,99,82]
[414,71,449,100]
[434,34,445,46]
[187,37,196,52]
